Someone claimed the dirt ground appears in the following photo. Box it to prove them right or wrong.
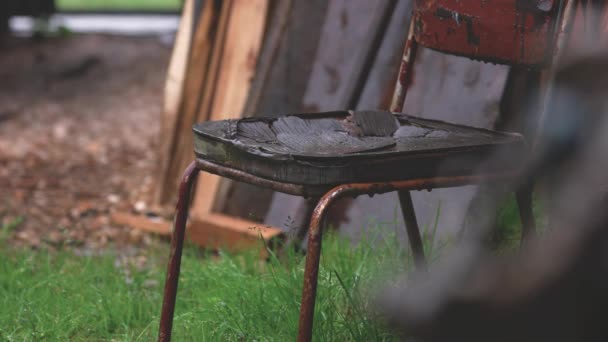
[0,34,171,251]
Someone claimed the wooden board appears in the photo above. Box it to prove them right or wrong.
[189,0,269,221]
[111,212,172,235]
[161,0,229,206]
[111,211,283,254]
[155,0,195,204]
[188,213,283,252]
[153,0,275,252]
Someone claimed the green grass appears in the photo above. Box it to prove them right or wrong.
[490,194,545,252]
[0,197,540,341]
[56,0,182,11]
[0,230,414,341]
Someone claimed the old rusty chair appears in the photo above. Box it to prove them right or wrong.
[159,1,575,341]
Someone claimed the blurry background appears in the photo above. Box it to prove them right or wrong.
[1,0,182,250]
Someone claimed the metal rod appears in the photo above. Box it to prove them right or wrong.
[516,185,537,246]
[297,190,340,342]
[196,158,326,197]
[389,15,425,270]
[398,191,427,269]
[158,161,200,342]
[197,158,519,198]
[389,17,418,113]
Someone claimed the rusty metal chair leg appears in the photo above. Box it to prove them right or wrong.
[297,187,349,342]
[516,185,536,246]
[291,197,321,250]
[158,161,200,342]
[398,190,427,270]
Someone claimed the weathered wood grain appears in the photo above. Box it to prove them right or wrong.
[155,0,195,205]
[190,0,268,220]
[188,213,283,254]
[111,211,172,235]
[156,0,222,205]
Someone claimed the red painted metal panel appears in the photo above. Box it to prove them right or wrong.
[414,0,559,66]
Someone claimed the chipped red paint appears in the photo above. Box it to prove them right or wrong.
[414,0,560,66]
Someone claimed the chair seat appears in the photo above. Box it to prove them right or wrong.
[193,110,525,186]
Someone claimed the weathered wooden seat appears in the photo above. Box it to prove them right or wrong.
[194,110,525,189]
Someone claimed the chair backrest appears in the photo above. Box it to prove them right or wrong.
[412,0,566,67]
[390,0,576,112]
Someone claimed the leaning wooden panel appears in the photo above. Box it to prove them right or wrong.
[155,0,195,205]
[190,0,269,219]
[157,0,223,205]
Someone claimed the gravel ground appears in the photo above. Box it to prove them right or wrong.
[0,34,170,251]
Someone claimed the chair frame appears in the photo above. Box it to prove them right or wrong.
[158,1,578,341]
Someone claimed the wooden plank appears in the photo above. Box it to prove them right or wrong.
[192,0,235,124]
[238,0,331,118]
[161,0,226,205]
[155,0,195,205]
[325,0,412,242]
[111,212,172,235]
[209,0,292,220]
[218,0,330,222]
[157,0,223,205]
[338,0,398,109]
[357,0,413,110]
[299,0,387,111]
[162,0,232,203]
[188,213,284,252]
[190,0,269,219]
[239,0,293,118]
[155,0,272,252]
[110,210,283,254]
[160,0,231,208]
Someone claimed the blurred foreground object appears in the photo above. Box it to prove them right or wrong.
[377,50,608,342]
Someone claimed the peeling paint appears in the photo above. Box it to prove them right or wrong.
[414,0,558,66]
